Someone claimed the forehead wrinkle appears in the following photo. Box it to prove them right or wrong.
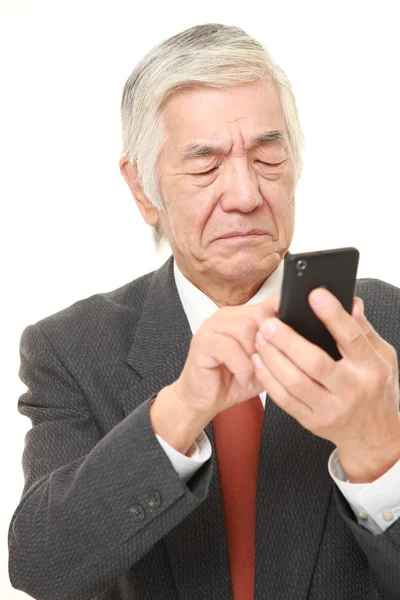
[180,129,287,161]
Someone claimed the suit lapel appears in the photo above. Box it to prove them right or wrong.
[121,254,336,600]
[121,255,233,599]
[122,255,193,416]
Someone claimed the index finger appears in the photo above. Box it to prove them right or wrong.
[220,293,281,328]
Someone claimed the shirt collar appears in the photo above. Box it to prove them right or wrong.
[173,257,284,335]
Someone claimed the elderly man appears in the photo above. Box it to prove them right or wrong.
[8,22,400,600]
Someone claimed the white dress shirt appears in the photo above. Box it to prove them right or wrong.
[154,258,400,535]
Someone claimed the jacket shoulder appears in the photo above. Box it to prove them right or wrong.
[356,276,400,305]
[22,269,156,344]
[356,275,400,292]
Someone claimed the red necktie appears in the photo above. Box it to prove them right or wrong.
[212,395,264,599]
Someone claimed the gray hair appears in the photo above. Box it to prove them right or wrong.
[120,23,305,251]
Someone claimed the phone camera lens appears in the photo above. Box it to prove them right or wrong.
[296,259,307,271]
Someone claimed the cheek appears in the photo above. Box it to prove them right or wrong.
[267,171,296,212]
[279,196,295,225]
[167,202,205,246]
[175,189,213,235]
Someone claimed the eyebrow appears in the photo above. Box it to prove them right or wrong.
[180,130,287,161]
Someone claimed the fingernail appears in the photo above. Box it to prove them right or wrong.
[251,353,263,370]
[256,331,267,347]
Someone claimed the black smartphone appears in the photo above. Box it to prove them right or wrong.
[278,247,360,360]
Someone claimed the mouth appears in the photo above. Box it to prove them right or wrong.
[217,229,268,240]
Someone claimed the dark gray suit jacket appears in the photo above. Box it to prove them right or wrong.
[8,255,400,600]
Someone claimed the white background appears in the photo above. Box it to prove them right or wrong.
[1,0,399,597]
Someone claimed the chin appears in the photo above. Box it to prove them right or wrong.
[217,253,278,279]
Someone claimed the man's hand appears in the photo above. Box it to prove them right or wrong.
[173,294,281,419]
[251,288,400,483]
[152,294,284,456]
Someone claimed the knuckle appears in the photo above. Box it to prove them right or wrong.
[289,374,306,396]
[257,301,277,321]
[308,354,326,379]
[372,359,390,384]
[189,331,200,351]
[318,410,338,431]
[380,365,392,384]
[345,330,363,348]
[194,327,207,347]
[387,343,398,363]
[314,412,331,432]
[236,319,254,338]
[279,393,292,409]
[197,318,211,336]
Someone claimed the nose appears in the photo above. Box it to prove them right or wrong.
[219,160,263,213]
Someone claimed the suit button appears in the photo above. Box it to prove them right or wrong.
[148,491,161,508]
[130,504,145,521]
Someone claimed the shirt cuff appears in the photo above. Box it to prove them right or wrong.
[155,430,212,484]
[328,447,400,534]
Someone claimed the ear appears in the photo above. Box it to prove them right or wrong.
[119,157,159,227]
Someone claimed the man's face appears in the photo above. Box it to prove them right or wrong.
[156,81,298,283]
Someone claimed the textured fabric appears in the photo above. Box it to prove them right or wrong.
[212,395,264,599]
[167,260,400,534]
[8,254,400,600]
[156,420,400,535]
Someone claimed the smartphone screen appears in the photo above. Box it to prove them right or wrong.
[278,247,360,360]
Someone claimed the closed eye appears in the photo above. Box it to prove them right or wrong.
[257,160,285,167]
[196,166,219,175]
[195,161,285,175]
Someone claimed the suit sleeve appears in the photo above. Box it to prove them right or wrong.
[328,448,400,534]
[333,484,400,598]
[8,323,213,600]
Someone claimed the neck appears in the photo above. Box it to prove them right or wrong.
[174,258,280,307]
